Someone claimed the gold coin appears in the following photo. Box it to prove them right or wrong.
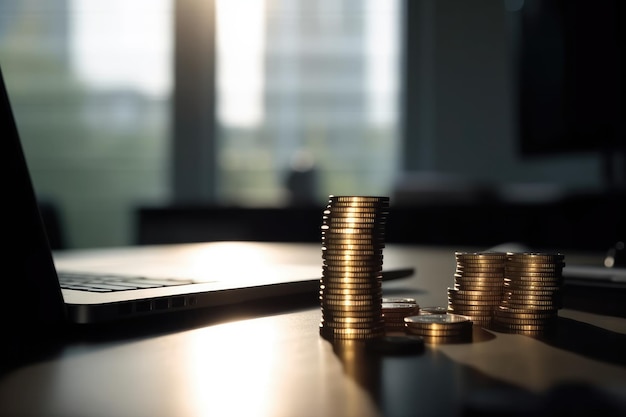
[504,274,563,280]
[323,292,382,300]
[323,254,384,262]
[320,319,384,329]
[499,301,558,311]
[404,314,473,330]
[491,322,555,332]
[322,244,384,252]
[404,327,472,337]
[324,206,390,215]
[492,315,557,325]
[382,303,420,313]
[448,288,503,297]
[506,261,565,268]
[321,308,383,318]
[321,288,382,297]
[326,202,389,210]
[448,304,499,316]
[453,277,504,285]
[328,195,390,203]
[456,265,505,272]
[503,283,562,292]
[455,252,508,260]
[507,253,564,262]
[382,297,417,305]
[322,210,382,218]
[323,215,382,223]
[419,306,448,315]
[323,264,382,271]
[502,288,560,296]
[448,294,504,302]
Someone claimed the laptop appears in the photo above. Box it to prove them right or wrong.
[1,66,414,333]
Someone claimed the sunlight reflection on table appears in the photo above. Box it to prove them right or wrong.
[185,318,279,416]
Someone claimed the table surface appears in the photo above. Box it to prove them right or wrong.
[1,243,625,417]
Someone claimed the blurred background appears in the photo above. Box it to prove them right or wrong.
[1,0,624,252]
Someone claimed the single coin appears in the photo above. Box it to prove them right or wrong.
[491,316,557,325]
[323,215,382,223]
[325,206,390,214]
[382,297,417,305]
[455,252,508,260]
[419,306,448,315]
[321,290,382,299]
[456,265,505,272]
[404,327,472,337]
[320,319,383,329]
[323,264,382,272]
[507,253,565,262]
[320,324,386,335]
[321,308,383,319]
[326,202,389,210]
[321,236,385,245]
[322,209,382,217]
[504,275,563,282]
[322,221,387,230]
[321,278,382,286]
[323,254,384,263]
[490,322,555,332]
[404,313,473,330]
[448,288,504,297]
[322,247,384,255]
[505,261,565,268]
[328,195,390,203]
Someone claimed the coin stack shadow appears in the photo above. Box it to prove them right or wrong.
[319,196,389,341]
[491,252,565,337]
[447,252,507,328]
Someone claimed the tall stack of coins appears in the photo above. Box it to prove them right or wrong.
[447,252,507,327]
[492,252,564,336]
[319,196,389,341]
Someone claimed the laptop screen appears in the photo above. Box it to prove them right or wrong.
[1,66,68,338]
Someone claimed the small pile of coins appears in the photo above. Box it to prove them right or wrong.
[491,252,564,336]
[319,196,389,341]
[447,252,507,327]
[382,297,420,333]
[404,314,473,344]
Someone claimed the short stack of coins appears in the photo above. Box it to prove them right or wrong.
[319,195,389,341]
[381,297,420,333]
[447,252,507,327]
[404,314,473,344]
[492,252,565,337]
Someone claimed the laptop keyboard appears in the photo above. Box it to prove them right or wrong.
[58,272,196,292]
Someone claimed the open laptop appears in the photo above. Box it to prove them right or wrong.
[1,66,413,331]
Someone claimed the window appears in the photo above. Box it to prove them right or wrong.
[215,0,402,206]
[2,0,402,247]
[1,0,173,247]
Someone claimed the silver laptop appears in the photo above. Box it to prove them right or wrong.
[1,65,413,329]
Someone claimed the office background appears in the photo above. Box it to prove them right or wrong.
[0,0,617,249]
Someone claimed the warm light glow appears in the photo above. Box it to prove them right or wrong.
[69,0,173,97]
[185,319,279,416]
[180,242,275,283]
[216,0,265,127]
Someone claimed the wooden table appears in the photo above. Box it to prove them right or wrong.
[1,243,625,417]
